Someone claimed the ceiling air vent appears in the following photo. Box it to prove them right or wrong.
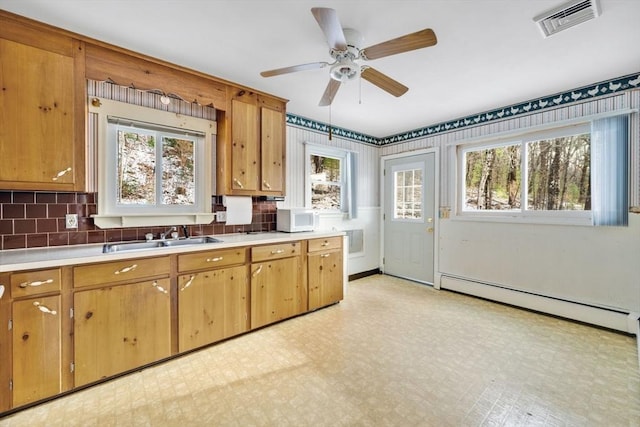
[534,0,600,38]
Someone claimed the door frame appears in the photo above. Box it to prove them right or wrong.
[380,148,440,288]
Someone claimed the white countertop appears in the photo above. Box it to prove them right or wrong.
[0,230,345,272]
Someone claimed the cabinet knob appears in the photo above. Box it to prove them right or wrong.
[263,180,271,189]
[233,178,244,189]
[114,264,138,275]
[52,167,72,181]
[252,265,263,277]
[33,301,57,315]
[206,257,223,262]
[271,249,285,255]
[180,275,196,292]
[152,281,169,294]
[19,279,53,288]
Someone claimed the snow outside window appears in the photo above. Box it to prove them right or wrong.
[304,143,357,218]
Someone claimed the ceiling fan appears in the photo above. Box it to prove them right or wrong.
[260,7,437,106]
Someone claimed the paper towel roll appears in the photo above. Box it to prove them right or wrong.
[223,196,252,225]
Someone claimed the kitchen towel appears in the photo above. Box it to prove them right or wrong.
[222,195,252,225]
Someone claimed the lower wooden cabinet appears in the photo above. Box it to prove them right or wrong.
[308,237,344,311]
[308,249,344,311]
[73,279,172,386]
[178,265,249,352]
[0,235,344,414]
[11,295,62,407]
[250,256,305,329]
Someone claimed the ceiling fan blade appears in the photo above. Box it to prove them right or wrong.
[361,67,408,97]
[318,79,341,106]
[311,7,347,51]
[260,62,329,77]
[361,28,437,60]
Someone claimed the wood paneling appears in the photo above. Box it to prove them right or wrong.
[84,43,227,111]
[177,247,246,272]
[252,242,301,262]
[250,256,304,329]
[10,269,61,298]
[73,278,172,386]
[73,256,170,288]
[0,38,83,191]
[12,295,61,406]
[177,265,248,352]
[308,250,343,311]
[261,107,285,193]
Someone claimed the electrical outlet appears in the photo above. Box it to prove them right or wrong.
[216,211,227,222]
[65,213,78,229]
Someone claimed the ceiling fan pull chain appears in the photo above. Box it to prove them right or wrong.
[329,103,332,140]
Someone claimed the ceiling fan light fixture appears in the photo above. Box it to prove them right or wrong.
[329,57,359,82]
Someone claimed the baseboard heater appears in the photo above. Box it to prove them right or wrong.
[439,274,639,335]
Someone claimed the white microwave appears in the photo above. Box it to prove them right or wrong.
[277,208,318,232]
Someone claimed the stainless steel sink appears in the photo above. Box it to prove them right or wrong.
[102,236,222,253]
[162,236,222,247]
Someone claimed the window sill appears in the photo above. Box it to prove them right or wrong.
[92,213,215,229]
[452,212,592,227]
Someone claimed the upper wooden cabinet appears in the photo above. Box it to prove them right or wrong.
[218,89,286,196]
[0,16,85,191]
[0,10,288,195]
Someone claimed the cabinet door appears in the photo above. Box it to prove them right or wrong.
[0,38,80,190]
[178,265,248,352]
[260,107,284,193]
[308,250,344,311]
[12,295,61,407]
[250,257,304,329]
[73,279,171,386]
[231,99,259,191]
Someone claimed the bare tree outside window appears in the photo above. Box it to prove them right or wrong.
[116,128,197,207]
[463,133,590,212]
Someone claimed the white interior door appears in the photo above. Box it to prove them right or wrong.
[382,151,436,284]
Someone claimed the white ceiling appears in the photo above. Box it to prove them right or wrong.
[1,0,639,138]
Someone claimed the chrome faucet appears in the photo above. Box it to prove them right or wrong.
[159,226,177,240]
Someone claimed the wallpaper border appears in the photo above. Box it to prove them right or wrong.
[286,71,640,146]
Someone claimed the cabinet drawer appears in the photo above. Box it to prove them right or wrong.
[252,242,300,262]
[73,256,171,288]
[10,268,61,298]
[178,247,247,272]
[308,236,342,253]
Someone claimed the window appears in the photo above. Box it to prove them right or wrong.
[116,126,197,207]
[309,153,342,210]
[458,124,592,223]
[393,163,423,220]
[305,144,356,218]
[457,116,629,225]
[90,98,216,228]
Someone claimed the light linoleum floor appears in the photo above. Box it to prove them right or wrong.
[1,275,639,426]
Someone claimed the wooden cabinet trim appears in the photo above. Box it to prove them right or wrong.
[10,268,62,298]
[252,242,301,262]
[308,237,343,253]
[73,256,171,288]
[177,247,247,272]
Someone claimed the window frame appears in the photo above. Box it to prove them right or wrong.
[90,98,216,228]
[391,161,425,223]
[455,122,593,226]
[304,143,349,214]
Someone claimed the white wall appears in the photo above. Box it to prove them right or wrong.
[282,125,381,276]
[381,91,640,316]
